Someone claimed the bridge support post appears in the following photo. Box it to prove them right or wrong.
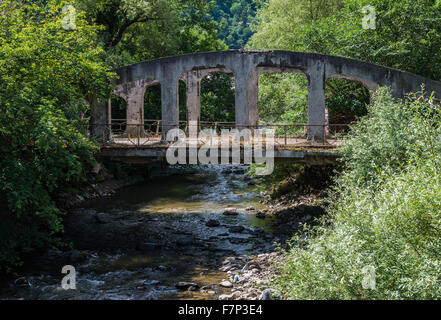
[246,68,259,131]
[236,71,258,130]
[125,91,145,138]
[113,83,146,138]
[89,94,110,142]
[161,76,180,140]
[307,64,326,142]
[183,71,201,133]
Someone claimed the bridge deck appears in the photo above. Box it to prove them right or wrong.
[108,136,344,148]
[97,136,343,165]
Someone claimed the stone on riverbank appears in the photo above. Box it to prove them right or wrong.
[223,209,239,216]
[205,220,220,227]
[175,282,199,291]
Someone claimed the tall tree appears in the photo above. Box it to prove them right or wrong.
[0,0,113,272]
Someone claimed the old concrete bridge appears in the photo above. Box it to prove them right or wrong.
[90,50,441,164]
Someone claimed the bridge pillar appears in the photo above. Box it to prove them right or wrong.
[113,83,146,138]
[183,71,202,133]
[246,68,259,130]
[161,76,180,140]
[126,90,145,138]
[236,71,258,130]
[88,94,110,142]
[307,64,326,141]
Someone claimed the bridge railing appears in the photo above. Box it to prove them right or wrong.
[80,120,351,147]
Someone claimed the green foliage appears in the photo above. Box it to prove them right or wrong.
[248,0,441,125]
[79,0,227,67]
[274,88,441,299]
[210,0,261,49]
[304,0,441,80]
[200,74,235,122]
[0,0,113,273]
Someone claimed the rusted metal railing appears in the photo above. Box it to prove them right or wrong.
[79,119,351,147]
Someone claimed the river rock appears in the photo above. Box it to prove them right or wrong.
[176,237,193,246]
[264,232,274,240]
[175,282,199,290]
[256,211,266,219]
[245,206,255,211]
[95,212,112,224]
[219,280,233,288]
[233,168,246,174]
[205,219,220,227]
[219,294,234,300]
[260,289,272,300]
[69,250,86,263]
[138,242,161,252]
[229,226,244,233]
[223,209,239,216]
[14,277,30,288]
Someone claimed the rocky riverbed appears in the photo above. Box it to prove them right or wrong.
[0,164,328,300]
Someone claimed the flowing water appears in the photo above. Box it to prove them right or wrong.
[0,165,279,300]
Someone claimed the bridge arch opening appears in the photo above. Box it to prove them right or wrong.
[143,82,162,137]
[109,94,128,136]
[257,69,309,138]
[200,72,235,125]
[180,68,235,134]
[325,77,371,136]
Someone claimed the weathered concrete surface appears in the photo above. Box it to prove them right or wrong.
[180,68,233,131]
[88,94,110,140]
[111,50,441,140]
[114,79,159,137]
[98,146,342,165]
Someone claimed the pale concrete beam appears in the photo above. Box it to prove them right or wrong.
[235,71,249,129]
[114,79,157,138]
[246,68,259,129]
[161,76,180,140]
[307,63,326,141]
[88,94,109,141]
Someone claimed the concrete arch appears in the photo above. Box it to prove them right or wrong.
[180,67,234,130]
[111,50,441,140]
[113,78,160,137]
[247,66,309,127]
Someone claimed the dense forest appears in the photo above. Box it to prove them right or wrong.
[1,0,441,300]
[209,0,260,49]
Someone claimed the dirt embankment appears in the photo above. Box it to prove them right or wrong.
[57,163,147,210]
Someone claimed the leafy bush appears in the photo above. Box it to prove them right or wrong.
[274,88,441,299]
[0,0,113,273]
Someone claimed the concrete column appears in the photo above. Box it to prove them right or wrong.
[161,76,179,140]
[246,68,259,129]
[235,72,250,129]
[307,65,326,141]
[113,83,146,138]
[184,71,201,132]
[89,94,110,141]
[125,90,145,138]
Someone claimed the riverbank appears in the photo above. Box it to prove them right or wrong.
[215,165,336,300]
[57,163,149,210]
[0,164,333,300]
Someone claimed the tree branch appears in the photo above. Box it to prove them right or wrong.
[109,15,162,48]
